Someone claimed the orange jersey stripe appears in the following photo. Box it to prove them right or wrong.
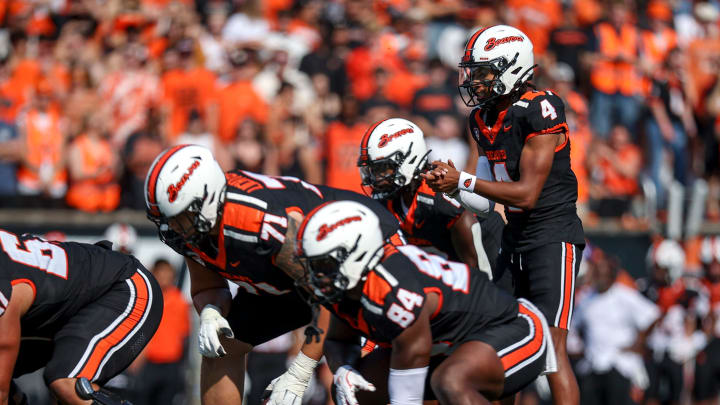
[559,243,574,329]
[222,202,264,234]
[77,273,149,380]
[501,303,544,371]
[364,271,392,306]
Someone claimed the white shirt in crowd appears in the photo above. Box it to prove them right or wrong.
[573,283,660,388]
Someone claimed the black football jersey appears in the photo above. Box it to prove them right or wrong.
[0,229,136,334]
[468,89,585,251]
[384,180,464,261]
[165,170,402,296]
[328,245,518,351]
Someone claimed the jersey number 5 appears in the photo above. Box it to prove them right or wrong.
[0,231,68,279]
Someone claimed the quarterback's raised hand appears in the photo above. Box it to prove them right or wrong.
[198,304,234,358]
[334,365,376,405]
[421,160,461,193]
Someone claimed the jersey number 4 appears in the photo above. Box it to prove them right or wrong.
[0,231,68,279]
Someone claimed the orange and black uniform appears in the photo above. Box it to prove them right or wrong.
[381,180,463,261]
[469,89,584,329]
[0,229,162,386]
[323,244,548,398]
[159,170,403,345]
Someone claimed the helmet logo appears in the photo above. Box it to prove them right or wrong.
[317,216,362,241]
[167,160,200,203]
[378,128,413,148]
[484,36,523,51]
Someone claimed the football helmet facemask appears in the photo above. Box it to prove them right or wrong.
[295,201,385,305]
[144,144,226,249]
[357,118,430,201]
[458,25,536,108]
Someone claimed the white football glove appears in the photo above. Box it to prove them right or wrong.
[264,351,318,405]
[198,304,234,358]
[334,365,376,405]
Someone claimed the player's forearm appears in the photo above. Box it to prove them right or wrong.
[191,287,232,316]
[473,178,540,210]
[323,338,362,373]
[0,332,20,405]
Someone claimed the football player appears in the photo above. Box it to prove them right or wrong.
[295,200,555,405]
[358,117,499,268]
[0,229,162,405]
[423,25,585,404]
[143,144,403,405]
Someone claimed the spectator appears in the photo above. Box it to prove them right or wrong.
[16,81,67,208]
[588,1,643,139]
[65,114,121,212]
[425,114,469,171]
[574,251,660,405]
[216,48,268,144]
[137,259,190,405]
[322,96,367,193]
[228,118,276,174]
[411,58,457,124]
[119,131,164,210]
[547,6,593,88]
[160,39,217,142]
[587,125,642,220]
[645,47,696,209]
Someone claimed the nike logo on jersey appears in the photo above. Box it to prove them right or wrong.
[503,125,512,132]
[415,218,426,228]
[230,260,242,267]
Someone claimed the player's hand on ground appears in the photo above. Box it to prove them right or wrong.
[263,352,318,405]
[198,304,234,358]
[334,365,376,405]
[421,160,461,193]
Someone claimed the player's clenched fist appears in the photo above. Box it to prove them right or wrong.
[334,365,376,405]
[198,304,234,357]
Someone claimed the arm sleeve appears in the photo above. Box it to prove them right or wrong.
[388,367,428,405]
[451,157,495,217]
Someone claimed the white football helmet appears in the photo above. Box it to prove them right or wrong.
[104,223,138,253]
[458,25,535,107]
[357,118,430,200]
[701,236,720,265]
[296,201,385,304]
[144,144,226,246]
[647,239,686,282]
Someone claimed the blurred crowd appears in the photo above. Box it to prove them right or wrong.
[0,0,717,230]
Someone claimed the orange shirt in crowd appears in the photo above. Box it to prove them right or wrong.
[0,75,27,123]
[591,22,642,96]
[384,70,428,109]
[100,70,159,146]
[161,67,217,140]
[144,287,190,364]
[507,0,562,56]
[346,47,377,101]
[599,144,641,197]
[216,80,268,143]
[17,107,67,193]
[65,133,119,212]
[323,121,367,193]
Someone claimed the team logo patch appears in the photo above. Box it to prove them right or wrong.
[484,36,524,51]
[463,179,472,188]
[317,216,362,241]
[167,160,200,203]
[378,128,413,148]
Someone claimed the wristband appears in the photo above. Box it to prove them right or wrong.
[458,171,476,192]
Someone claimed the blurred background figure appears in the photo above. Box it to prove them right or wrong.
[104,222,138,255]
[136,258,191,405]
[573,249,660,405]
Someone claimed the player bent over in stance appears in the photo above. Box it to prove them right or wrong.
[295,201,556,405]
[143,145,402,405]
[0,230,162,405]
[423,25,585,405]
